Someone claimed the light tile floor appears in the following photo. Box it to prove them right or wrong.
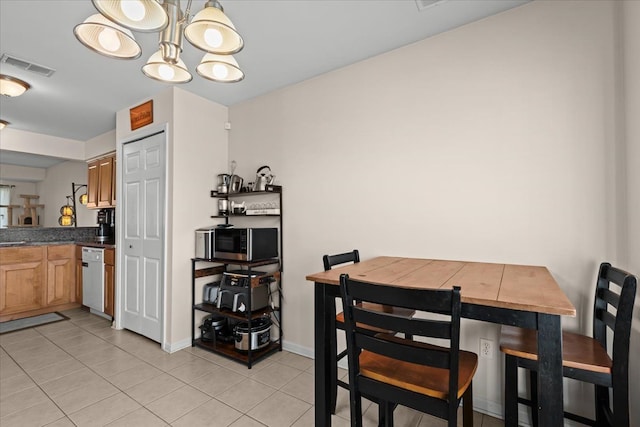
[1,308,505,426]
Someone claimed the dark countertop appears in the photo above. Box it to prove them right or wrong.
[0,227,116,249]
[0,240,116,249]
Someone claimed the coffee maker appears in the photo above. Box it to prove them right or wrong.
[96,208,114,242]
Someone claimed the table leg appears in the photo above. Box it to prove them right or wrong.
[536,314,563,427]
[315,282,332,427]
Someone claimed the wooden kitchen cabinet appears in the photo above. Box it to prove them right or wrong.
[87,154,116,209]
[104,248,115,317]
[0,245,80,322]
[87,159,99,208]
[0,246,46,319]
[46,245,76,306]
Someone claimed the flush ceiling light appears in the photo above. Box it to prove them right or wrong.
[74,14,142,59]
[0,119,8,130]
[75,0,244,84]
[0,74,31,97]
[196,53,244,82]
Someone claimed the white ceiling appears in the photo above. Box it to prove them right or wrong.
[0,0,528,160]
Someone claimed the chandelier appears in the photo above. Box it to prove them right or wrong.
[74,0,244,84]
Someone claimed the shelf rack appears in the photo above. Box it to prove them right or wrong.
[191,187,283,368]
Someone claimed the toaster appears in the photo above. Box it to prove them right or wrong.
[202,281,220,304]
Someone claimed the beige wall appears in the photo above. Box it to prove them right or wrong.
[85,130,116,160]
[0,161,92,228]
[115,87,228,351]
[38,160,95,227]
[169,88,228,347]
[622,2,640,426]
[228,0,629,418]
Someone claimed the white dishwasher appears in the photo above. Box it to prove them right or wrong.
[82,247,104,312]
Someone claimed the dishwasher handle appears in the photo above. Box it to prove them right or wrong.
[82,262,89,267]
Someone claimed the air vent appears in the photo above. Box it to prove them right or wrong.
[0,54,56,77]
[416,0,448,11]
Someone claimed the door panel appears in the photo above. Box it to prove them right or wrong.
[121,131,165,343]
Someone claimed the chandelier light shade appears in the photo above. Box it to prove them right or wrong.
[0,74,31,97]
[196,53,244,82]
[75,0,244,84]
[184,0,244,55]
[142,50,193,83]
[0,120,8,130]
[74,14,142,59]
[91,0,169,32]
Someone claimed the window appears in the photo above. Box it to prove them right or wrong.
[0,185,12,227]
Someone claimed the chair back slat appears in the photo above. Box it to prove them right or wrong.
[598,288,620,309]
[353,308,452,339]
[347,279,455,313]
[323,250,360,271]
[356,334,451,369]
[597,309,617,331]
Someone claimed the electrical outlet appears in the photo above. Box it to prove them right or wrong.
[480,338,494,359]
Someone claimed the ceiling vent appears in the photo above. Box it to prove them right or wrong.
[416,0,448,11]
[0,54,56,77]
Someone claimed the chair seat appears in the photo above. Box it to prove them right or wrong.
[359,340,478,400]
[500,325,612,374]
[336,303,415,333]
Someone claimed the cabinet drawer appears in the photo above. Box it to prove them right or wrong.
[47,245,75,260]
[0,246,45,264]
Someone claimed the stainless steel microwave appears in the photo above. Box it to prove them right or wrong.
[214,228,278,261]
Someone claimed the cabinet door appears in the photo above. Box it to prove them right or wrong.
[75,246,83,303]
[104,263,114,317]
[46,245,75,306]
[0,247,46,315]
[111,156,116,206]
[87,160,99,208]
[104,248,115,317]
[98,156,114,207]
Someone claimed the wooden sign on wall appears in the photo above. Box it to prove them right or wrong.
[130,100,153,130]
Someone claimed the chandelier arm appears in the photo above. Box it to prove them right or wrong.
[182,0,194,23]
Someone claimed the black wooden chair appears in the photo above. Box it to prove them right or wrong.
[339,274,478,427]
[323,250,415,415]
[499,262,637,427]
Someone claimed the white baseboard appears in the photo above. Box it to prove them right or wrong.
[164,337,191,353]
[282,340,314,359]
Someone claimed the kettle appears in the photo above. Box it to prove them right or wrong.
[253,166,275,192]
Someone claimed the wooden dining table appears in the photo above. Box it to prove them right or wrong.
[306,256,576,427]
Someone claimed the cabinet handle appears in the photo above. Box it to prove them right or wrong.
[82,262,88,267]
